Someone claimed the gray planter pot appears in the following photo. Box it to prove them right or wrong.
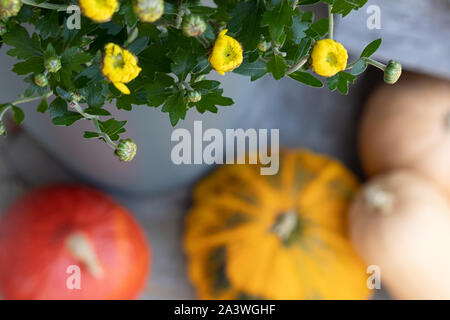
[0,45,258,195]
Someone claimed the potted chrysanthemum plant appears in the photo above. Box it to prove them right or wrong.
[0,0,401,192]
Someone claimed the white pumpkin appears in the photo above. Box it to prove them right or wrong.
[359,73,450,193]
[349,170,450,299]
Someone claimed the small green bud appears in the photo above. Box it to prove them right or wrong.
[133,0,164,23]
[182,15,207,37]
[257,40,270,52]
[44,56,61,73]
[384,60,402,85]
[115,138,137,162]
[69,91,83,102]
[0,0,22,19]
[33,73,48,87]
[188,91,201,103]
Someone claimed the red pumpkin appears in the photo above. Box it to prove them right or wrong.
[0,184,151,300]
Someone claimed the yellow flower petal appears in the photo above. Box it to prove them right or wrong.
[113,82,131,95]
[79,0,118,23]
[311,39,348,77]
[209,29,243,76]
[102,43,141,95]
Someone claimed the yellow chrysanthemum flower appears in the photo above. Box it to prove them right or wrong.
[311,39,348,77]
[209,29,243,76]
[102,43,142,95]
[79,0,118,23]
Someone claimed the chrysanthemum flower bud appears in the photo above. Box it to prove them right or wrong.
[0,0,22,19]
[69,91,83,102]
[188,90,201,103]
[33,73,48,87]
[115,138,137,162]
[44,57,62,73]
[133,0,164,23]
[257,40,270,52]
[182,15,207,37]
[384,60,402,85]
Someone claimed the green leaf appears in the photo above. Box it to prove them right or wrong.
[37,98,48,113]
[99,119,127,141]
[49,97,68,120]
[350,59,367,75]
[55,87,72,101]
[12,56,44,75]
[83,131,100,139]
[190,80,221,92]
[332,0,369,17]
[119,0,138,27]
[144,74,175,107]
[127,37,149,55]
[139,43,172,77]
[116,93,146,110]
[289,71,323,88]
[288,11,313,44]
[234,58,267,81]
[84,107,111,116]
[3,26,42,59]
[79,84,105,108]
[48,95,82,126]
[327,71,357,95]
[262,0,295,43]
[194,91,234,114]
[306,18,329,40]
[267,55,288,80]
[286,37,312,63]
[61,48,92,73]
[169,47,198,81]
[227,0,264,51]
[11,106,24,125]
[36,11,59,40]
[360,38,382,58]
[162,91,186,126]
[52,112,83,126]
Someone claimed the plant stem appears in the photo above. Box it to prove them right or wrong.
[175,0,186,29]
[347,58,387,71]
[328,5,334,40]
[93,117,117,149]
[366,58,386,71]
[22,0,70,11]
[70,101,117,150]
[286,56,308,74]
[292,0,299,9]
[11,91,53,106]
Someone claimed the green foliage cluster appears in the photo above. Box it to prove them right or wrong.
[0,0,386,159]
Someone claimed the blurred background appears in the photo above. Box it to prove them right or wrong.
[0,0,449,299]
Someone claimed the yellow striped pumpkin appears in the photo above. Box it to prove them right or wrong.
[184,149,370,300]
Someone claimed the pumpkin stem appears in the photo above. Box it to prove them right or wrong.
[445,111,450,131]
[363,184,394,216]
[65,232,104,278]
[273,211,299,243]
